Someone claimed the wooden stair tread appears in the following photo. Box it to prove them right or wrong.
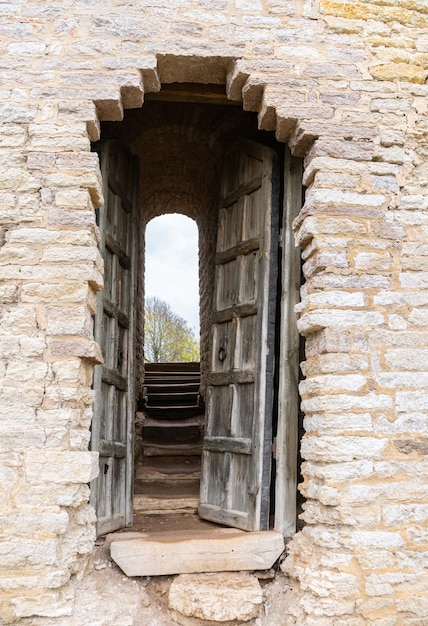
[144,379,199,383]
[145,394,199,410]
[142,426,202,445]
[144,404,203,411]
[144,362,200,372]
[141,417,204,428]
[135,471,201,483]
[134,479,200,497]
[143,407,204,419]
[145,387,198,398]
[145,383,200,390]
[136,456,201,476]
[133,494,199,515]
[143,442,203,457]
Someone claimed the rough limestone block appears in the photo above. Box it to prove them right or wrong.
[109,528,284,576]
[25,451,99,485]
[168,572,263,623]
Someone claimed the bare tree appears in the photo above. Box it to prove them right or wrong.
[144,296,199,362]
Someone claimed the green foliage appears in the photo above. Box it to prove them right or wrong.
[144,296,200,363]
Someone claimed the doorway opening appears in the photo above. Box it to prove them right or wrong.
[134,213,205,527]
[144,213,200,351]
[91,88,303,543]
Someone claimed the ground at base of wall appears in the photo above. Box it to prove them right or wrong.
[18,545,296,626]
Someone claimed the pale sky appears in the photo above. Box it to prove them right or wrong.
[145,213,200,333]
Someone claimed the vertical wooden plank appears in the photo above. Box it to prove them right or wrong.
[275,147,302,537]
[90,143,110,519]
[258,148,280,532]
[125,153,138,527]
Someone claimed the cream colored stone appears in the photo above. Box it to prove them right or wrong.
[45,306,92,337]
[369,62,427,84]
[0,1,428,625]
[299,374,366,396]
[304,412,372,433]
[301,434,388,462]
[54,189,93,209]
[168,573,262,623]
[25,451,99,484]
[48,339,102,363]
[354,252,391,271]
[110,529,284,576]
[297,309,384,336]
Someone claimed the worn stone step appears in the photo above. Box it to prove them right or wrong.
[169,572,263,624]
[142,416,204,428]
[145,362,200,373]
[109,528,285,576]
[142,422,202,445]
[146,392,199,406]
[143,442,203,457]
[136,465,200,483]
[143,406,204,419]
[145,378,200,387]
[134,478,200,496]
[133,493,199,515]
[136,456,201,477]
[136,473,200,485]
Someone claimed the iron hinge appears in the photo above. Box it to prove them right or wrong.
[271,437,277,460]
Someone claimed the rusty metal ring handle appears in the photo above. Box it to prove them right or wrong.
[218,346,227,362]
[218,336,228,362]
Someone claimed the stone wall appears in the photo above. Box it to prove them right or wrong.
[0,0,427,623]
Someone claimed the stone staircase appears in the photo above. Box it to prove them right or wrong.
[134,362,205,514]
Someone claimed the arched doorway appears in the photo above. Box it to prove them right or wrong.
[144,213,200,359]
[90,91,303,539]
[135,213,203,523]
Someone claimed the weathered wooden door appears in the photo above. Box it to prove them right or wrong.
[90,141,138,536]
[199,140,280,531]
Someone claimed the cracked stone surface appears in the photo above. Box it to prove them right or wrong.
[19,544,295,626]
[168,572,263,623]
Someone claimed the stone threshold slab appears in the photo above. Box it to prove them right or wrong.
[109,528,284,577]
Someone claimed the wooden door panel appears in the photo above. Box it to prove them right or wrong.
[118,261,130,312]
[91,141,138,536]
[103,249,113,301]
[219,201,244,250]
[235,316,256,370]
[206,385,233,437]
[199,140,279,531]
[238,254,258,304]
[231,383,254,439]
[211,320,235,372]
[243,189,263,240]
[118,325,128,377]
[229,453,252,506]
[215,261,238,310]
